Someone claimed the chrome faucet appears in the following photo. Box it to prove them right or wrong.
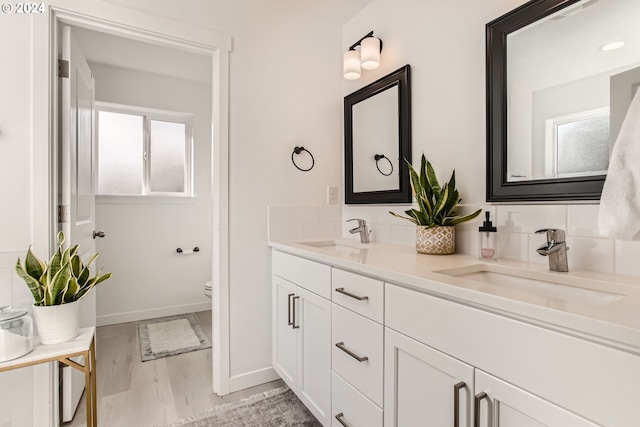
[347,218,370,243]
[535,228,569,272]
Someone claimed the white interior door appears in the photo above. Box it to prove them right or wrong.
[59,24,98,423]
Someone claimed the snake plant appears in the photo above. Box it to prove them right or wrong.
[390,154,482,228]
[15,231,112,306]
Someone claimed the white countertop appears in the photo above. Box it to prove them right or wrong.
[269,238,640,354]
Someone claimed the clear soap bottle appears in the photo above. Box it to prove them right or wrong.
[478,211,497,261]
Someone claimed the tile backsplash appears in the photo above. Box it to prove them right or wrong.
[267,203,639,279]
[343,204,640,280]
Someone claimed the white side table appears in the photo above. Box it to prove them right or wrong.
[0,327,97,427]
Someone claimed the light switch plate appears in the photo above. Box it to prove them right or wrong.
[327,186,338,204]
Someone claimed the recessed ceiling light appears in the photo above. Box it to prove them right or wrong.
[600,41,625,52]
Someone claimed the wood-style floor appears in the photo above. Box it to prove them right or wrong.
[65,311,284,427]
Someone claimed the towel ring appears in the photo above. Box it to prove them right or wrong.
[292,146,315,172]
[374,154,393,176]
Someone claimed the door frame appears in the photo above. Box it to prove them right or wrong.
[32,5,232,424]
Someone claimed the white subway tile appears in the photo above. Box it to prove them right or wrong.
[566,237,614,274]
[391,224,415,246]
[268,223,304,242]
[287,206,320,223]
[615,239,640,278]
[497,232,528,261]
[567,204,601,237]
[375,207,396,225]
[319,205,342,222]
[371,224,392,244]
[497,205,566,234]
[455,229,473,255]
[303,222,340,239]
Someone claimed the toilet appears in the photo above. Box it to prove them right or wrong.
[204,281,212,299]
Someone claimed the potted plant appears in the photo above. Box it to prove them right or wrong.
[15,231,111,344]
[390,154,482,254]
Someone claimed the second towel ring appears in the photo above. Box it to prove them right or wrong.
[374,154,393,176]
[292,146,315,172]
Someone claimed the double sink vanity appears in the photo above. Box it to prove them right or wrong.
[269,238,640,427]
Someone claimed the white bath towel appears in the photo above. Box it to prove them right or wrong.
[598,88,640,238]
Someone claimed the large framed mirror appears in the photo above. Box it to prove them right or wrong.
[345,65,411,204]
[487,0,640,201]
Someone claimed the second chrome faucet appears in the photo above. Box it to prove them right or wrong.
[348,218,371,243]
[536,228,569,272]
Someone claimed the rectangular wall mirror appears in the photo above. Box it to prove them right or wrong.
[345,65,411,204]
[487,0,640,201]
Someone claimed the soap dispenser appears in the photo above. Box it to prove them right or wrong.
[478,211,497,261]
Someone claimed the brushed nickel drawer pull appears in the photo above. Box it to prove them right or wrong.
[335,412,352,427]
[474,391,489,427]
[335,342,368,362]
[287,293,294,326]
[292,295,300,329]
[454,381,466,427]
[335,287,369,301]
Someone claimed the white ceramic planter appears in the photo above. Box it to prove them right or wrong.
[32,301,80,345]
[416,225,455,255]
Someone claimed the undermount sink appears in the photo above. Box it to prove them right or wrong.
[298,240,369,254]
[435,264,625,307]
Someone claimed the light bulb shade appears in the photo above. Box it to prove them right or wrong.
[343,49,361,80]
[360,37,381,70]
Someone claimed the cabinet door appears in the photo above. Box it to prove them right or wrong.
[272,276,298,390]
[384,328,474,427]
[297,286,332,426]
[474,370,599,427]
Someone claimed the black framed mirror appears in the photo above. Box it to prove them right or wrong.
[486,0,640,201]
[345,65,411,204]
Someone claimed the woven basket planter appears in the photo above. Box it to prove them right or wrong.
[416,226,455,255]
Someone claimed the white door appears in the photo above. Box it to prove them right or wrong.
[474,370,599,427]
[59,24,98,422]
[296,286,331,427]
[384,328,474,427]
[272,276,298,390]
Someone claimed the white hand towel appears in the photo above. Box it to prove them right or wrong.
[598,88,640,238]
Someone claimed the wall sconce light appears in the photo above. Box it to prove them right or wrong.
[343,31,383,80]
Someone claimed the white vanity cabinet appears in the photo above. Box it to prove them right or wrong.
[385,283,638,427]
[272,251,332,426]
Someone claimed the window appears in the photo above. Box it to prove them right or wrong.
[97,103,193,196]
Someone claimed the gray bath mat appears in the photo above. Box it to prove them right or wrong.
[137,313,211,362]
[165,386,321,427]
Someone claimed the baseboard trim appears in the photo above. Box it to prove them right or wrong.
[96,302,212,326]
[228,367,280,393]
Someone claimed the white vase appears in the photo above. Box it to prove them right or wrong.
[32,301,80,345]
[416,225,455,255]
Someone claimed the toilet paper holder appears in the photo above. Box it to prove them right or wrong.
[176,247,200,254]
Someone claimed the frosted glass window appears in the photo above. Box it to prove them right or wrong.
[150,120,186,193]
[98,111,144,195]
[97,104,192,196]
[557,116,609,176]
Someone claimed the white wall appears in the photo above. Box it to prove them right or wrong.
[343,0,640,281]
[90,62,213,325]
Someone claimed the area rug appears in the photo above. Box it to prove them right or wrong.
[165,386,322,427]
[137,313,211,362]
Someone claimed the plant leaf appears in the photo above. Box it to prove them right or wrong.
[444,209,482,226]
[46,261,72,305]
[24,246,45,280]
[16,258,44,305]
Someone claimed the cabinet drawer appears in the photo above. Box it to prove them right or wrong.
[332,372,382,427]
[332,269,383,323]
[272,251,331,298]
[332,304,383,407]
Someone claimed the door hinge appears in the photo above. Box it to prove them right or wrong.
[59,59,69,79]
[58,205,70,224]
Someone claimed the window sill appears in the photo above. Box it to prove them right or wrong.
[96,195,198,205]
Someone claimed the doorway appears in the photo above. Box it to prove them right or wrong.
[36,6,232,425]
